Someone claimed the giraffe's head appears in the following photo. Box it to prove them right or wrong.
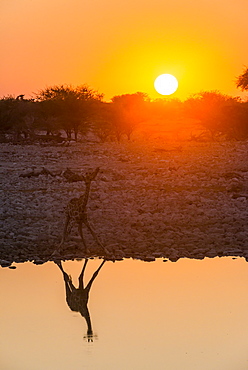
[83,167,100,184]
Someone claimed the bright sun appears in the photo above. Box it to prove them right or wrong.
[154,74,178,95]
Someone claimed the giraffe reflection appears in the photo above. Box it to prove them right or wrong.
[55,258,105,341]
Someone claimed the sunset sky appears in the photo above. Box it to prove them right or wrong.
[1,0,248,101]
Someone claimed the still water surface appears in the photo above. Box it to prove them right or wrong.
[1,257,248,370]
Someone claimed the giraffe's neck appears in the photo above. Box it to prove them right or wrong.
[79,183,91,209]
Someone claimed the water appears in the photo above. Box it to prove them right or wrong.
[1,257,248,370]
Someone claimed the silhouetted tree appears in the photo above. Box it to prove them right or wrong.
[0,95,36,140]
[35,85,103,141]
[183,91,238,139]
[91,101,115,142]
[0,96,16,134]
[221,100,248,140]
[236,67,248,91]
[34,100,60,135]
[111,92,149,141]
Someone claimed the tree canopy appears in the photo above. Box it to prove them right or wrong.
[236,67,248,91]
[35,84,103,140]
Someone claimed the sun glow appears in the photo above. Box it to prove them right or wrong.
[154,74,178,96]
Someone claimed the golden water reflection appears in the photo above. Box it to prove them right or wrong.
[1,257,248,370]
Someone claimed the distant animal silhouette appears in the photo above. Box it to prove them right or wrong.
[55,258,105,341]
[16,94,25,100]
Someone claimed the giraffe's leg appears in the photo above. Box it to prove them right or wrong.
[78,222,89,253]
[85,260,106,293]
[84,220,108,253]
[50,216,71,257]
[78,259,88,289]
[60,215,70,248]
[50,216,70,257]
[54,261,74,291]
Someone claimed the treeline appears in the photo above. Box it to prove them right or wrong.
[1,68,248,143]
[0,86,150,143]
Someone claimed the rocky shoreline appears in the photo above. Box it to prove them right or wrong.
[0,139,248,267]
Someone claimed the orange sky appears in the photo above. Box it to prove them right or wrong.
[1,0,248,101]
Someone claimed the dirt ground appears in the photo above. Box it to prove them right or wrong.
[0,138,248,267]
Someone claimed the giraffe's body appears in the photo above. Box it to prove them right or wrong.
[66,196,88,223]
[65,189,90,225]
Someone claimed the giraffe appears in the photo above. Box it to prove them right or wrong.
[55,258,106,341]
[58,167,107,254]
